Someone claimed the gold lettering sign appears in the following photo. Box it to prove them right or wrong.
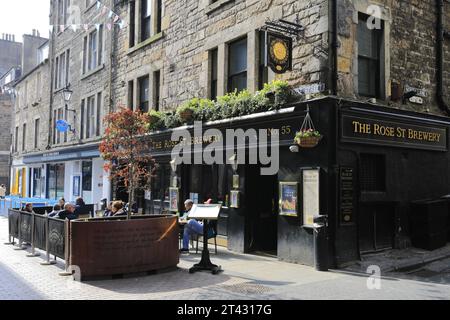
[342,114,447,151]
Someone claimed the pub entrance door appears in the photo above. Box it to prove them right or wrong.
[358,202,395,253]
[245,165,278,256]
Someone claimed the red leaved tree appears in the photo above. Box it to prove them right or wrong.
[99,107,155,219]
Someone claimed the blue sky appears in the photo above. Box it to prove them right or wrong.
[0,0,51,41]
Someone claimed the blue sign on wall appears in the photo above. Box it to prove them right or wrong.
[56,120,70,133]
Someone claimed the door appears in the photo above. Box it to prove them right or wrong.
[359,202,395,253]
[245,165,278,255]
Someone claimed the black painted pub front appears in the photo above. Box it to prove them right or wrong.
[134,97,450,268]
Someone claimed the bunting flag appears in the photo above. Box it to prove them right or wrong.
[47,0,127,34]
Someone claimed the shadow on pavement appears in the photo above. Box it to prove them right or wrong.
[0,261,45,300]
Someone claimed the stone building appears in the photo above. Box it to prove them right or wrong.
[109,0,450,266]
[9,0,450,267]
[0,34,21,77]
[11,0,113,204]
[11,41,50,198]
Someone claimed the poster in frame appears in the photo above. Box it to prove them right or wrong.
[73,176,81,197]
[230,190,240,208]
[169,187,179,212]
[279,182,298,217]
[302,168,320,227]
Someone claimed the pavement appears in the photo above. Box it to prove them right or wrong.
[343,244,450,273]
[0,210,449,300]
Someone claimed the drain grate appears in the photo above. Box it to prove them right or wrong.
[220,282,273,295]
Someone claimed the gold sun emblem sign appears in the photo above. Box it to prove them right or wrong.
[268,35,291,74]
[272,41,288,62]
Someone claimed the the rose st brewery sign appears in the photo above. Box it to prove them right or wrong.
[341,113,448,151]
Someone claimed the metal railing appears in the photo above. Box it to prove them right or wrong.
[6,209,68,266]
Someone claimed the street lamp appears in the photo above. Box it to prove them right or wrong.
[60,87,77,137]
[62,88,73,103]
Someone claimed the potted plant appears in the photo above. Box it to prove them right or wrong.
[294,129,323,148]
[147,110,164,131]
[177,99,199,123]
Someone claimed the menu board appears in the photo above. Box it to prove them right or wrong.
[189,204,222,220]
[302,169,320,226]
[340,167,354,224]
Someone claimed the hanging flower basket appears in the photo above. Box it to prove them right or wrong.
[295,132,323,148]
[294,105,323,148]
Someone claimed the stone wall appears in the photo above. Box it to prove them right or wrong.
[13,61,51,155]
[47,0,113,148]
[0,95,12,189]
[112,0,329,112]
[0,37,22,77]
[337,0,450,115]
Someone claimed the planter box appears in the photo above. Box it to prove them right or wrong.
[69,215,179,280]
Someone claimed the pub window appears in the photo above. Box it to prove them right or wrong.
[34,118,40,149]
[57,108,63,144]
[141,0,152,41]
[96,92,102,136]
[360,153,386,192]
[228,37,247,93]
[209,48,218,100]
[89,29,98,70]
[83,26,103,74]
[357,13,383,98]
[14,126,18,153]
[52,110,57,144]
[258,31,269,90]
[129,0,136,47]
[80,99,85,140]
[82,161,92,192]
[128,80,134,109]
[22,123,26,151]
[138,75,149,112]
[153,70,161,111]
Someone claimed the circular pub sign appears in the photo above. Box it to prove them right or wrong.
[268,33,292,74]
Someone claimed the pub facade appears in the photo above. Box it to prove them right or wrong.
[108,0,449,267]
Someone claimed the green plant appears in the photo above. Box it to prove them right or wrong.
[295,129,322,140]
[259,80,291,107]
[163,112,181,129]
[147,110,165,131]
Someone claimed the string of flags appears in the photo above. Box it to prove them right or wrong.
[49,1,127,34]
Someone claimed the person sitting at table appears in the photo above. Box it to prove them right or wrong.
[48,204,62,217]
[55,203,79,220]
[179,199,194,222]
[103,201,114,217]
[58,198,66,208]
[74,197,90,216]
[111,201,127,217]
[22,203,35,213]
[180,199,213,253]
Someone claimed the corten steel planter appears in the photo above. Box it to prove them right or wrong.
[68,215,179,279]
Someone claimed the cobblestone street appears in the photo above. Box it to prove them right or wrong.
[1,214,449,300]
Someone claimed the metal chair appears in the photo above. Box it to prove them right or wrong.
[195,221,218,254]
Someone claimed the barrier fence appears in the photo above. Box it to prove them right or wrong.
[6,209,69,265]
